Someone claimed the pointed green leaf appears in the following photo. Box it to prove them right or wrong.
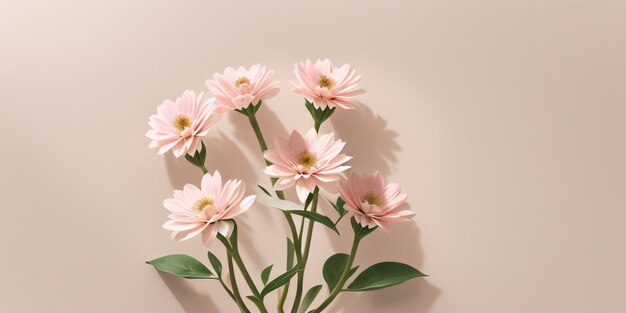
[257,193,339,234]
[334,197,347,217]
[346,262,426,291]
[185,153,198,166]
[206,251,222,277]
[199,141,207,164]
[348,266,359,278]
[287,238,295,270]
[146,254,215,279]
[298,285,322,313]
[261,264,273,285]
[258,185,272,196]
[288,210,340,235]
[350,217,377,238]
[229,220,239,249]
[304,192,314,211]
[246,295,264,308]
[261,267,303,297]
[323,253,349,291]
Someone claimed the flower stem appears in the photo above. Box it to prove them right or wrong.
[290,187,319,313]
[310,233,362,313]
[240,105,303,312]
[227,253,251,313]
[200,165,208,174]
[218,233,268,313]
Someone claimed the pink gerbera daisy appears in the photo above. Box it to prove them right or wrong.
[338,171,414,230]
[162,171,256,246]
[146,90,221,158]
[292,59,365,110]
[264,129,352,202]
[206,64,280,111]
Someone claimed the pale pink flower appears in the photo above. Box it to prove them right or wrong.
[206,64,280,111]
[264,129,352,202]
[292,59,365,110]
[338,171,414,230]
[146,90,221,158]
[162,171,256,246]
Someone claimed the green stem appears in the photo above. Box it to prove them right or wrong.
[227,254,250,313]
[310,233,362,313]
[218,233,268,313]
[184,151,245,310]
[241,105,302,312]
[290,187,319,313]
[218,277,236,302]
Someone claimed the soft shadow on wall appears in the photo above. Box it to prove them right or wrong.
[329,104,440,313]
[158,272,219,313]
[160,104,440,313]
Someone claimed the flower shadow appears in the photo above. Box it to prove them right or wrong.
[322,105,439,312]
[330,103,401,175]
[228,104,290,158]
[157,272,220,313]
[328,222,440,313]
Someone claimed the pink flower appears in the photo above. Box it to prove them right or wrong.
[146,90,221,158]
[206,64,280,111]
[264,129,352,202]
[292,59,365,110]
[162,171,256,246]
[338,171,414,230]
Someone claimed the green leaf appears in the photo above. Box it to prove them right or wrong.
[258,185,272,196]
[298,285,322,313]
[246,295,264,308]
[334,197,347,217]
[252,100,263,114]
[229,220,239,249]
[330,197,348,226]
[184,153,198,166]
[288,210,340,235]
[348,266,359,278]
[261,267,303,297]
[198,141,206,164]
[305,99,318,119]
[304,192,314,211]
[257,193,339,234]
[261,264,273,285]
[286,238,295,270]
[323,253,349,291]
[350,217,377,238]
[206,251,222,277]
[346,262,426,291]
[146,254,215,279]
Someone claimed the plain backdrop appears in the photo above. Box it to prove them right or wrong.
[1,0,625,312]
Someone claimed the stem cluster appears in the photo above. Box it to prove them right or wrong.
[184,100,359,313]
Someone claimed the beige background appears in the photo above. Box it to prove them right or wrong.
[1,0,625,312]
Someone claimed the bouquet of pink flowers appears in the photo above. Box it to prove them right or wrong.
[145,59,425,313]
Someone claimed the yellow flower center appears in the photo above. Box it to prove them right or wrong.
[363,192,383,207]
[192,197,215,214]
[297,151,317,171]
[317,75,335,89]
[235,76,250,87]
[172,114,192,132]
